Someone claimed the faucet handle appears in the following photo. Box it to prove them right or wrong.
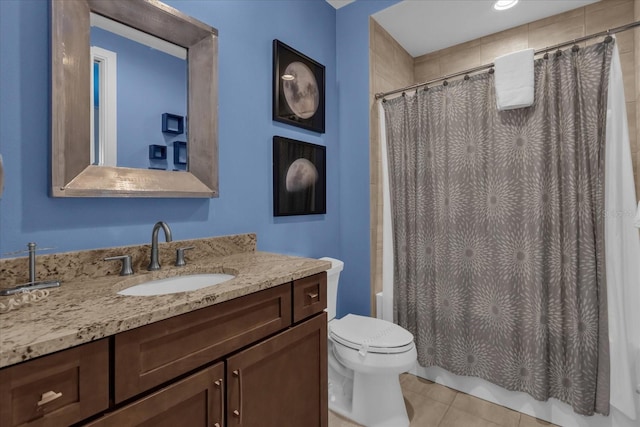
[105,255,134,276]
[175,246,195,267]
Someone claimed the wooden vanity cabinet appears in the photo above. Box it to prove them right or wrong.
[0,272,328,427]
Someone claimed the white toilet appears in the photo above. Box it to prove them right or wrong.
[321,257,417,427]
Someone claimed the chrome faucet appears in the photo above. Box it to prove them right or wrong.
[148,221,173,271]
[0,242,61,296]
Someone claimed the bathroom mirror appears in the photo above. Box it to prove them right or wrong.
[90,13,188,170]
[51,0,218,197]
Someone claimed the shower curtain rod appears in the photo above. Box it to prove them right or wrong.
[374,20,640,100]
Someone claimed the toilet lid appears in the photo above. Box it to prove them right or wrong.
[329,314,415,355]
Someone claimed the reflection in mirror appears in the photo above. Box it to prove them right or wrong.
[52,0,219,198]
[89,14,187,170]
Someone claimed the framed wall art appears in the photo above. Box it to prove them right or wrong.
[273,136,326,216]
[273,40,325,133]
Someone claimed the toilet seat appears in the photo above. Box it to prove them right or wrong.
[329,314,414,355]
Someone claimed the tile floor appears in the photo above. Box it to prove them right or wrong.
[328,373,559,427]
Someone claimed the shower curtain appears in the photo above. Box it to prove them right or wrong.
[382,42,614,416]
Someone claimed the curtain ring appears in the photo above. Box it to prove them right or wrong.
[402,91,406,97]
[464,74,470,81]
[555,49,562,58]
[382,98,387,103]
[443,80,448,86]
[488,68,495,74]
[571,44,580,53]
[423,85,429,92]
[604,35,613,43]
[543,52,549,60]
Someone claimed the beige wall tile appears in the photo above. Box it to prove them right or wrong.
[481,24,529,45]
[586,0,634,32]
[373,22,397,63]
[586,0,635,53]
[415,58,441,83]
[528,13,585,50]
[628,102,637,151]
[440,45,483,77]
[480,30,529,64]
[586,0,631,13]
[620,50,636,103]
[528,7,584,30]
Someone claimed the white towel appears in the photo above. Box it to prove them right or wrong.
[635,201,640,228]
[494,48,534,110]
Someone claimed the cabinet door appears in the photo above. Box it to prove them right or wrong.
[227,313,327,427]
[86,362,225,427]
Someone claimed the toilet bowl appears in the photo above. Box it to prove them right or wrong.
[320,257,417,427]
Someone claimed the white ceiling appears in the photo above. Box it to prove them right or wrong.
[326,0,356,9]
[372,0,600,57]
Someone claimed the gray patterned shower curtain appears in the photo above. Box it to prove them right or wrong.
[382,42,613,416]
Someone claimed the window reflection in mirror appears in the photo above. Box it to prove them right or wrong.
[89,13,187,171]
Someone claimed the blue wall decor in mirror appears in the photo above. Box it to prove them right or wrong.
[173,141,187,165]
[162,113,184,134]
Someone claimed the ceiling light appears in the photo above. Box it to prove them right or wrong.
[493,0,518,11]
[281,74,295,81]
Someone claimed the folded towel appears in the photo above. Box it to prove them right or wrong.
[494,48,534,110]
[635,201,640,228]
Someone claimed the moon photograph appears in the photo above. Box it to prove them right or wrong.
[286,158,318,192]
[282,61,319,120]
[273,136,326,216]
[273,40,325,133]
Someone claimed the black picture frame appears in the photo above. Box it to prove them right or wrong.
[273,136,326,216]
[273,40,325,133]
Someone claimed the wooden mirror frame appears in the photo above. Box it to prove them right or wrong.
[51,0,218,198]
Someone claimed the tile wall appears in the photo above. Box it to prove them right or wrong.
[369,0,640,313]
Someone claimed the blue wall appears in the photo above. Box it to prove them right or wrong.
[91,27,188,169]
[334,0,399,316]
[0,0,399,318]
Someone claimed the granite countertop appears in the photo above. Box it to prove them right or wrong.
[0,250,331,368]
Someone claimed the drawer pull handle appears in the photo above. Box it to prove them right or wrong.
[214,378,223,425]
[307,292,319,300]
[233,369,242,423]
[37,391,62,406]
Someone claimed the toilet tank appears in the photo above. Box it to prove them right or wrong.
[319,257,344,321]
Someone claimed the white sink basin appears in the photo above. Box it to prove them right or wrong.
[118,273,235,296]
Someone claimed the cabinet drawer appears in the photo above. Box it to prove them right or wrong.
[292,272,327,323]
[115,284,291,403]
[0,339,109,427]
[86,362,225,427]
